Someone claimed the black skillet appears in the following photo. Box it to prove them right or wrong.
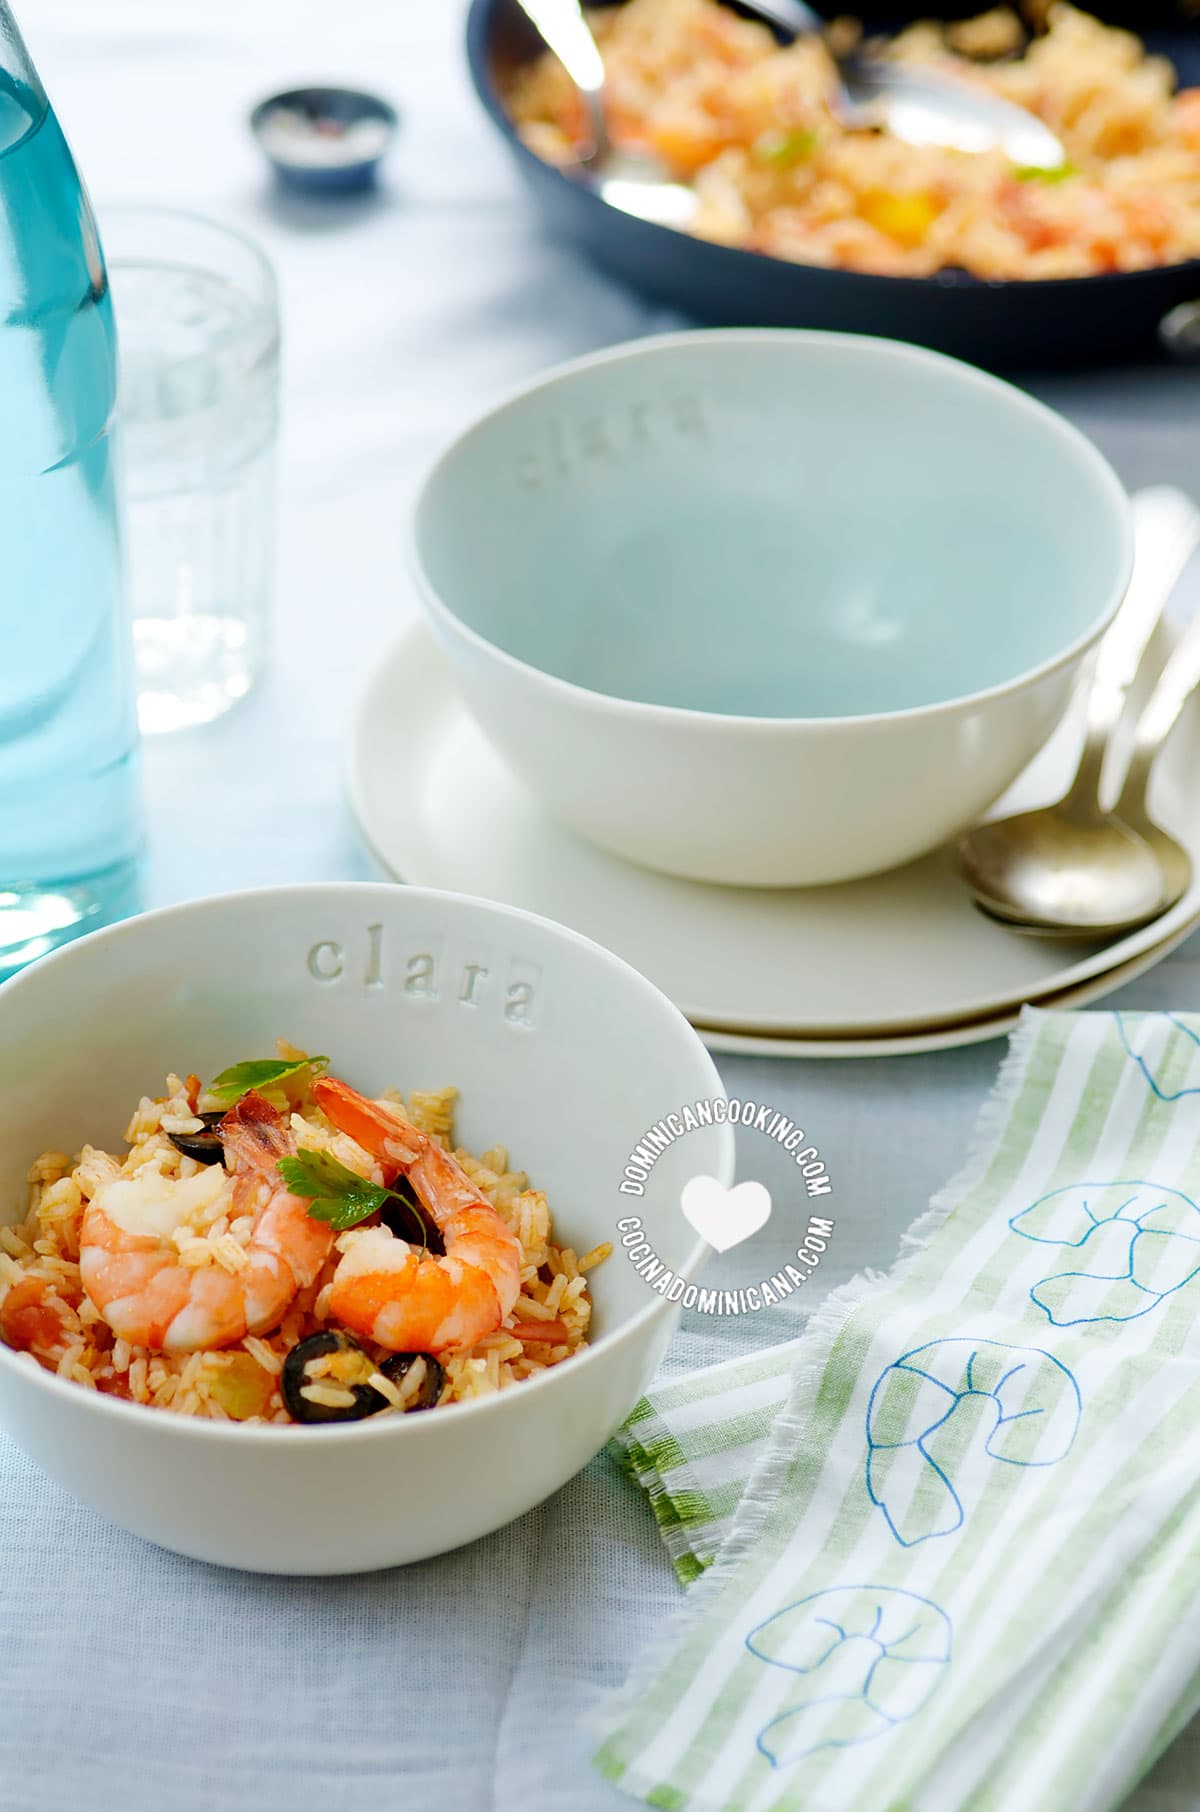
[465,0,1200,369]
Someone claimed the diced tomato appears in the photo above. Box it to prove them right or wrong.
[0,1277,74,1358]
[511,1319,570,1344]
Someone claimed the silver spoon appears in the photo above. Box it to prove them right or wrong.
[513,0,1064,228]
[957,486,1200,938]
[778,0,1065,170]
[512,0,697,227]
[1110,606,1200,918]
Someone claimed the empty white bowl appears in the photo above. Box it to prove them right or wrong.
[0,884,730,1572]
[412,329,1132,887]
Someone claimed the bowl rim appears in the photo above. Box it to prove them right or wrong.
[409,325,1134,731]
[0,881,730,1446]
[464,0,1200,301]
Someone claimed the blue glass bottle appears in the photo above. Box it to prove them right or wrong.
[0,4,142,974]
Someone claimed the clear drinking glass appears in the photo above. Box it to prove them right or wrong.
[102,208,281,734]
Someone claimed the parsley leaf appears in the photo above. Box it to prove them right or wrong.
[276,1149,390,1231]
[276,1148,435,1248]
[1014,161,1077,183]
[754,126,818,168]
[207,1055,329,1108]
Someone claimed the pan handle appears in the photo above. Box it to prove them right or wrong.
[1160,301,1200,360]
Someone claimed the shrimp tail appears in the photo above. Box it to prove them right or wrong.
[312,1077,421,1176]
[220,1090,293,1172]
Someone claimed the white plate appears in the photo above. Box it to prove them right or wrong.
[349,618,1200,1045]
[698,922,1200,1058]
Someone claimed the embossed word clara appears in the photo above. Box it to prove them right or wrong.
[305,924,539,1027]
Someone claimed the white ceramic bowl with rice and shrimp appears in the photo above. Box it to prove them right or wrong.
[0,883,731,1573]
[411,329,1133,888]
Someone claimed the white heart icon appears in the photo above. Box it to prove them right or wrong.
[680,1176,773,1254]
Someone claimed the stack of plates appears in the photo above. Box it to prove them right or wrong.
[349,620,1200,1058]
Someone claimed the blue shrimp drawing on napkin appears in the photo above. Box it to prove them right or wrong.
[1011,1182,1200,1326]
[1115,1011,1200,1101]
[746,1586,952,1767]
[864,1338,1082,1547]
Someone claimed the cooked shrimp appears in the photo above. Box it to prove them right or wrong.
[313,1078,522,1354]
[79,1091,335,1352]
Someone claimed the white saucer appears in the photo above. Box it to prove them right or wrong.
[348,619,1200,1055]
[698,929,1198,1058]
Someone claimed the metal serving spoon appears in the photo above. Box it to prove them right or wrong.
[957,487,1200,939]
[512,0,696,226]
[513,0,1064,227]
[781,0,1065,168]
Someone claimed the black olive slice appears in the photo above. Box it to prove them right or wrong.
[380,1176,445,1255]
[168,1110,227,1167]
[281,1330,388,1424]
[379,1351,446,1412]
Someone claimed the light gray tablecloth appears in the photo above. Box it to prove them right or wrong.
[4,4,1200,1808]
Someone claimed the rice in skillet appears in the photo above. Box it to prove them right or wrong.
[506,2,1200,279]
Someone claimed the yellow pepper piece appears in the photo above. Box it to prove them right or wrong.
[649,118,726,176]
[861,189,941,247]
[205,1352,275,1421]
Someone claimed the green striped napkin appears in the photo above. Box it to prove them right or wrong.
[611,1342,796,1583]
[600,1008,1200,1812]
